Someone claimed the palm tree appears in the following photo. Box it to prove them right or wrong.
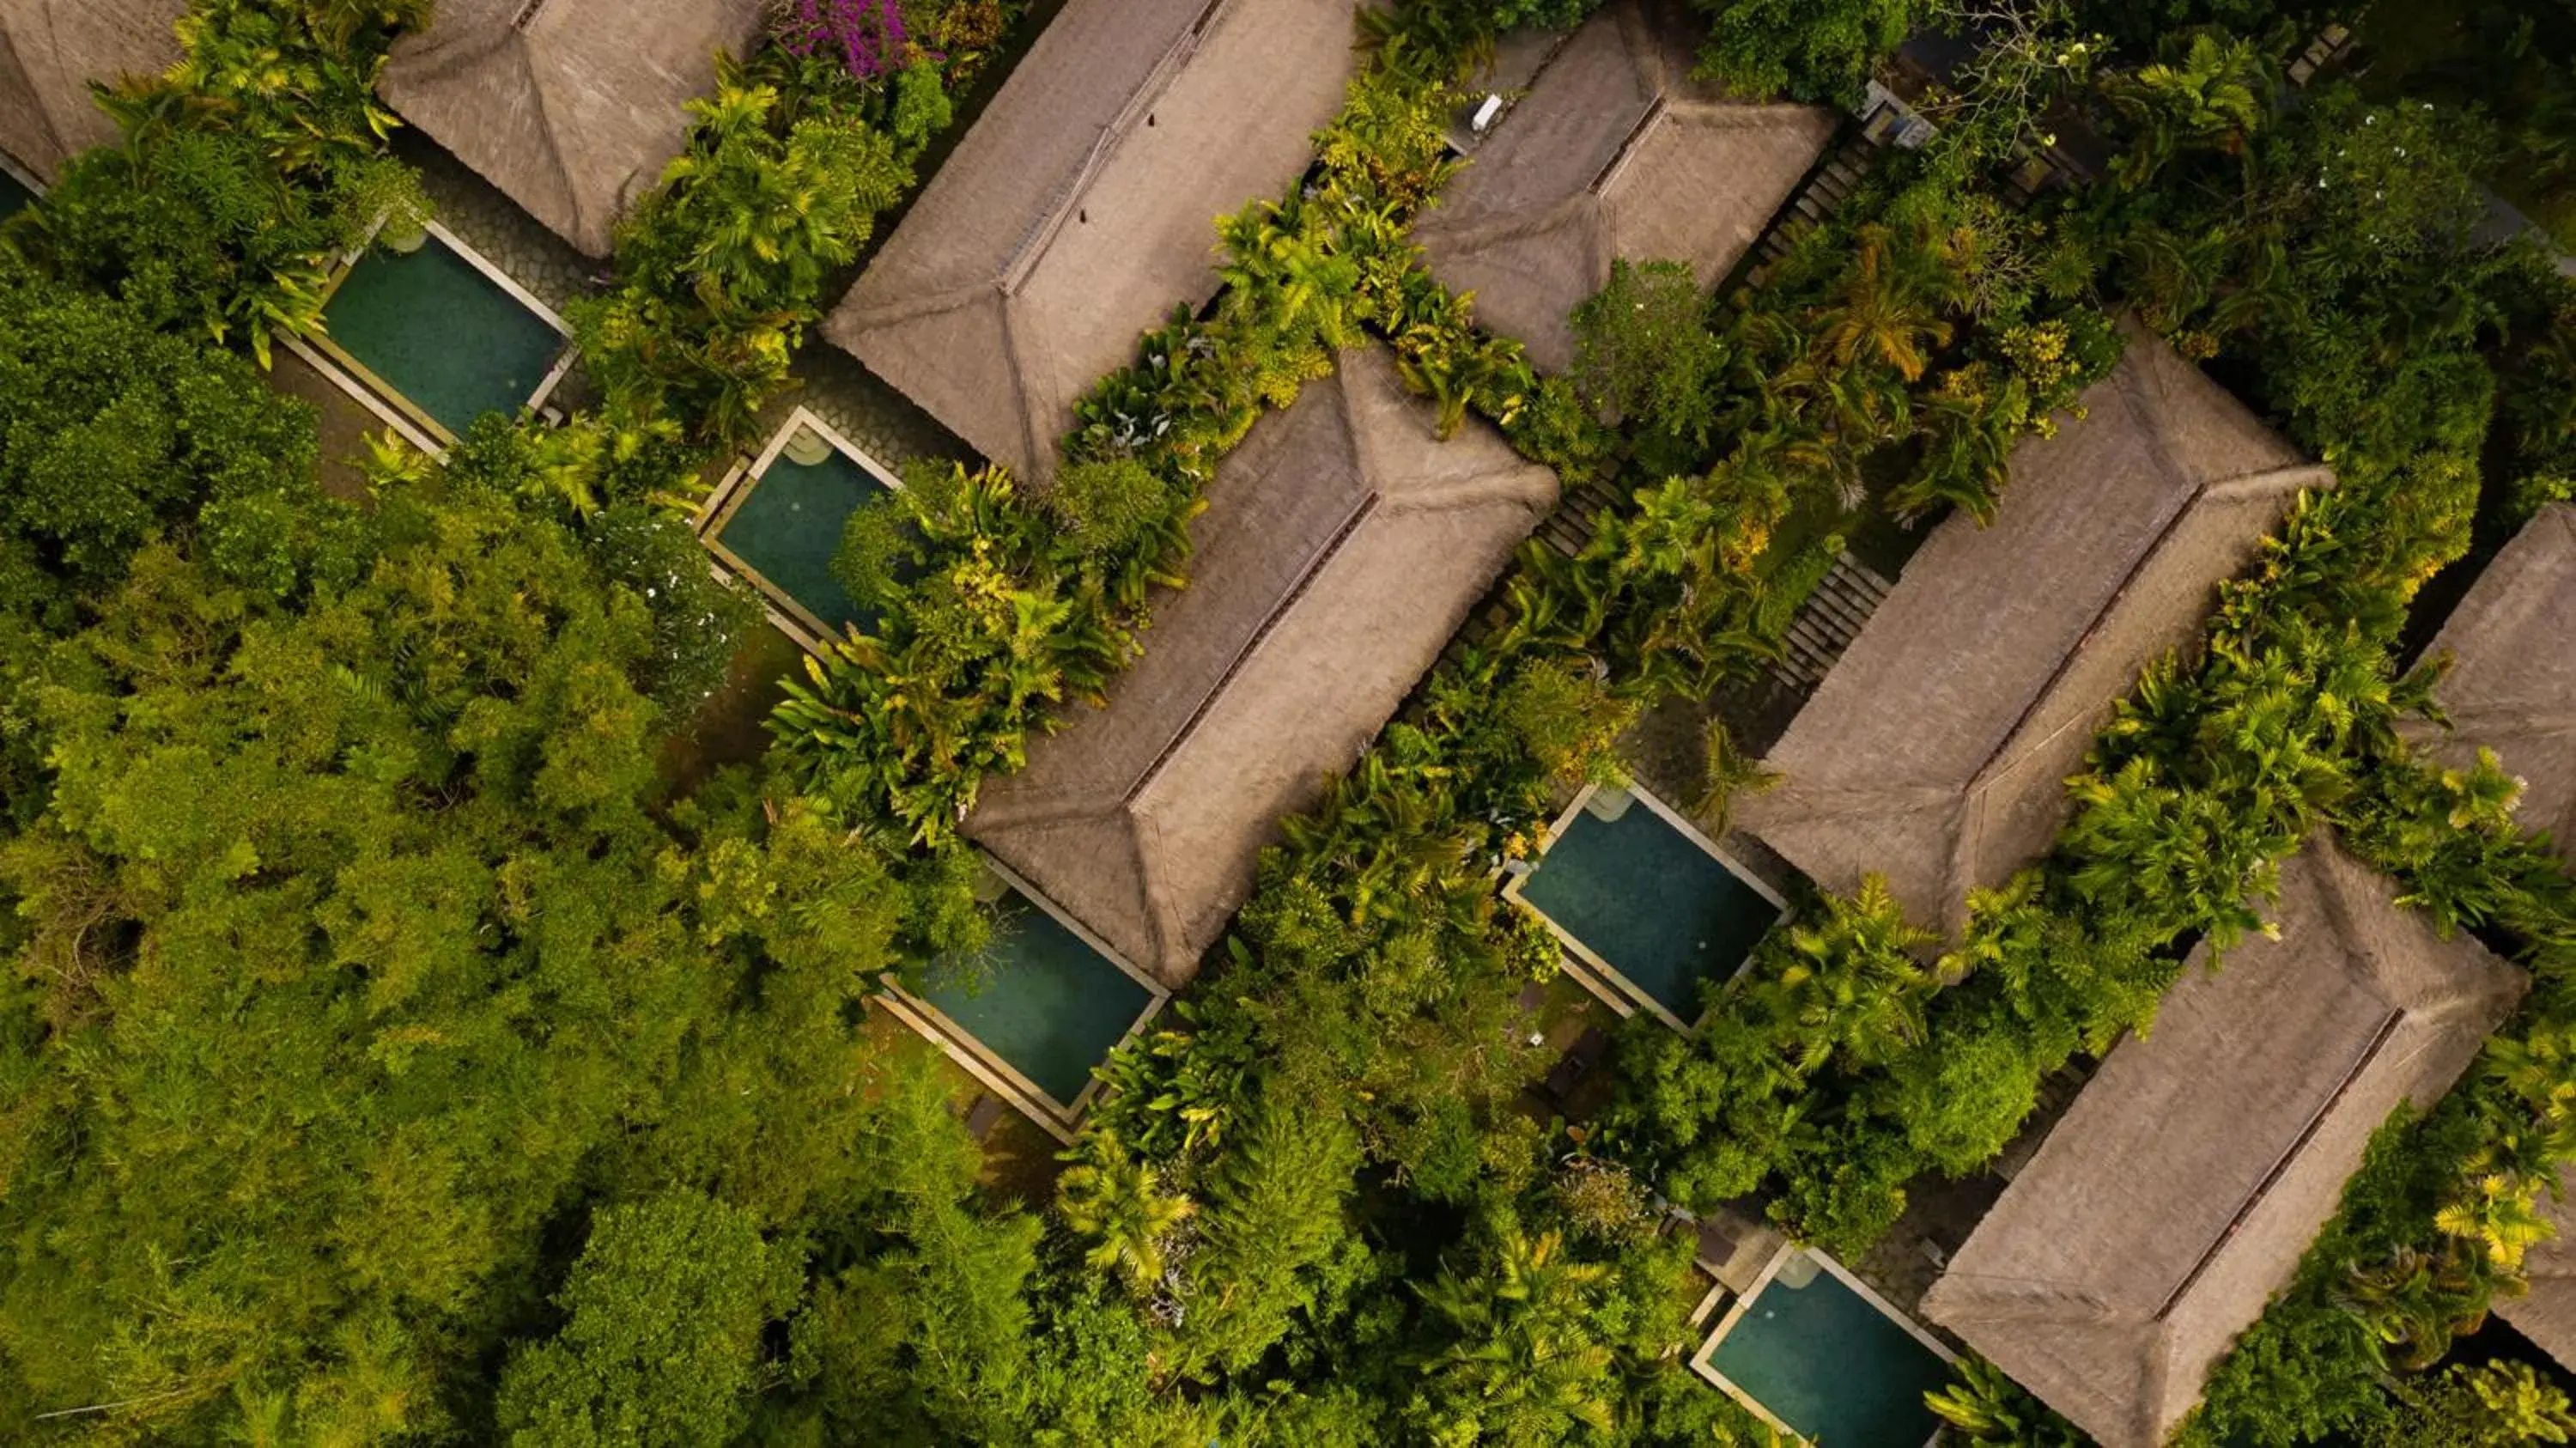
[1696,720,1780,837]
[1750,875,1939,1072]
[1054,1133,1194,1296]
[1217,199,1361,352]
[1926,1355,2087,1446]
[2435,1171,2556,1275]
[2104,32,2274,189]
[1814,225,1955,383]
[1412,1225,1617,1448]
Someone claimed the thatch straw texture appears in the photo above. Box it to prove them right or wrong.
[379,0,769,256]
[2409,502,2576,861]
[2454,506,2576,1367]
[0,0,184,184]
[1923,837,2525,1448]
[967,349,1558,987]
[823,0,1364,487]
[1413,0,1833,374]
[1737,328,2333,932]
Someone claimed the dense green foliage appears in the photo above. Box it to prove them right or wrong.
[21,0,429,364]
[8,0,2576,1445]
[1695,0,1922,104]
[495,1193,803,1446]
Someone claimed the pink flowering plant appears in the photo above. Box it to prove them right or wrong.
[781,0,924,82]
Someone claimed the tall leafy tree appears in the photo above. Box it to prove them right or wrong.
[494,1192,803,1447]
[1408,1220,1618,1448]
[0,472,906,1441]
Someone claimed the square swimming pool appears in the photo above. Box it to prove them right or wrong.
[917,885,1157,1110]
[1695,1250,1954,1446]
[319,229,565,439]
[1513,787,1783,1026]
[709,438,892,639]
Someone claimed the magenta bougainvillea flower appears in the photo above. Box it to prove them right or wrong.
[781,0,914,82]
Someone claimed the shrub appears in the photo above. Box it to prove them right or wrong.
[1569,258,1732,475]
[585,502,762,715]
[1692,0,1921,105]
[1045,457,1182,558]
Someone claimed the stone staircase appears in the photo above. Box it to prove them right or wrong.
[1772,551,1894,692]
[2287,23,2358,88]
[1742,135,1878,284]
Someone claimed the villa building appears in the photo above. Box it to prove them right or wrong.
[966,348,1558,988]
[1413,0,1835,374]
[1738,328,2334,931]
[1923,838,2525,1448]
[823,0,1364,487]
[2433,503,2576,1363]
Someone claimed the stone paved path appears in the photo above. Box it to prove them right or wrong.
[398,133,600,313]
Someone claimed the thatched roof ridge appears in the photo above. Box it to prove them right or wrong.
[0,0,184,184]
[1738,328,2333,932]
[823,0,1364,486]
[966,349,1558,987]
[1413,0,1833,374]
[379,0,769,256]
[2408,502,2576,860]
[1923,837,2524,1448]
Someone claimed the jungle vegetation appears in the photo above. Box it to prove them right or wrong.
[2,1,2575,1445]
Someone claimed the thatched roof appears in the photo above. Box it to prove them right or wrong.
[1413,0,1833,374]
[379,0,769,256]
[966,349,1558,987]
[1923,837,2524,1448]
[2409,502,2576,860]
[823,0,1364,487]
[1738,329,2333,932]
[0,0,183,184]
[2453,506,2576,1370]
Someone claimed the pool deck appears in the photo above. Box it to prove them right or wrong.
[1691,1244,1957,1447]
[873,854,1170,1142]
[695,406,908,654]
[1504,781,1789,1031]
[283,216,574,456]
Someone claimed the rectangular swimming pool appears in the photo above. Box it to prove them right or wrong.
[698,409,908,650]
[884,863,1166,1133]
[1693,1249,1954,1447]
[1510,784,1784,1029]
[317,225,567,441]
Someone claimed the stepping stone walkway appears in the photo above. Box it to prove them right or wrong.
[1771,551,1893,693]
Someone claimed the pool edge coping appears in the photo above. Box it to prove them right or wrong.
[1502,781,1789,1033]
[874,851,1171,1142]
[696,405,908,657]
[1689,1244,1955,1448]
[293,216,577,456]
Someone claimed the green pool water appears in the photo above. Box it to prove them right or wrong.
[320,235,562,436]
[921,890,1153,1108]
[1706,1257,1952,1446]
[714,448,891,636]
[1518,799,1779,1021]
[0,169,31,222]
